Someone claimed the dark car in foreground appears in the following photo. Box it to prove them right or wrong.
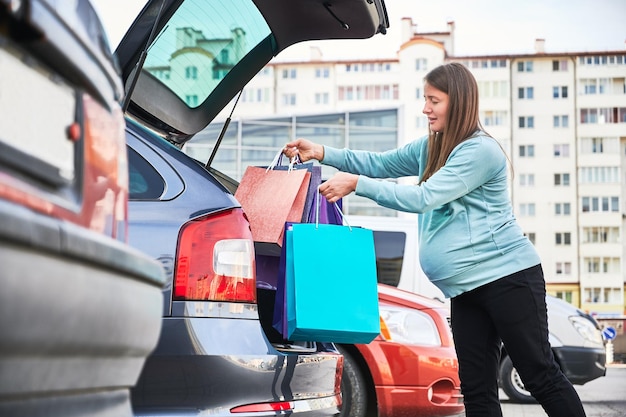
[112,0,389,415]
[0,1,166,416]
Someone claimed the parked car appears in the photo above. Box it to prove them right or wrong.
[338,284,463,417]
[0,1,166,416]
[498,294,606,403]
[111,0,389,415]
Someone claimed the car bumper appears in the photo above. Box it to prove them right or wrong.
[375,384,464,417]
[357,342,464,417]
[553,346,606,385]
[132,316,342,416]
[0,202,166,416]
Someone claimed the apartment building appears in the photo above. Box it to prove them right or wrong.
[174,18,626,316]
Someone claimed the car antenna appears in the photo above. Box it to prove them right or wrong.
[122,0,168,112]
[205,90,243,169]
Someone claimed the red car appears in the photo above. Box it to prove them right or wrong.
[338,284,464,417]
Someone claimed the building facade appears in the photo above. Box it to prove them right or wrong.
[179,18,626,316]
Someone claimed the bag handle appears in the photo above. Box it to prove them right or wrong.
[266,148,299,173]
[314,187,351,230]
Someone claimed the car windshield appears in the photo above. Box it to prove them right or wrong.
[142,0,270,108]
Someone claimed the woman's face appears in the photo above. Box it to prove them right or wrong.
[422,82,449,133]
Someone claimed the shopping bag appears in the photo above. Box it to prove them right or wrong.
[267,155,322,223]
[272,222,293,338]
[235,152,311,256]
[270,191,344,336]
[280,196,380,343]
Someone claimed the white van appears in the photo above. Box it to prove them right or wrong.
[346,214,444,300]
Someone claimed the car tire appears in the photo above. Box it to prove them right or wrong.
[338,346,368,417]
[499,355,536,404]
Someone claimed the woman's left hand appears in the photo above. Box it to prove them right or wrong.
[319,172,358,203]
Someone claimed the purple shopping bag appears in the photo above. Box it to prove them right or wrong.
[271,161,322,224]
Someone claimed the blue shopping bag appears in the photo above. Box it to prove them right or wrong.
[284,202,380,344]
[271,182,344,338]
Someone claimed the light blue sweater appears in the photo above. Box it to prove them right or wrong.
[321,133,541,298]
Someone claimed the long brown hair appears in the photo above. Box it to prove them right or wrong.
[420,63,486,184]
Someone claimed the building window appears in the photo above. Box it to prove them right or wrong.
[580,137,621,154]
[581,78,610,95]
[579,166,620,183]
[315,67,330,78]
[552,59,568,71]
[281,93,296,106]
[478,80,509,98]
[489,59,507,68]
[579,54,626,66]
[519,145,535,157]
[517,61,533,72]
[482,110,507,126]
[315,92,329,104]
[518,116,534,128]
[185,66,198,79]
[554,173,570,186]
[555,291,573,303]
[591,137,604,153]
[586,258,620,274]
[519,173,535,186]
[555,203,571,215]
[415,58,427,71]
[582,227,620,244]
[281,68,297,79]
[611,196,619,211]
[555,232,571,245]
[553,86,568,98]
[580,108,598,124]
[185,95,198,106]
[518,203,536,216]
[581,196,620,212]
[518,87,534,99]
[220,49,229,63]
[525,232,536,244]
[553,144,570,157]
[583,287,622,304]
[556,262,572,275]
[553,115,569,128]
[242,88,269,103]
[591,107,626,123]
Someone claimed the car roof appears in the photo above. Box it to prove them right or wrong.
[115,0,389,145]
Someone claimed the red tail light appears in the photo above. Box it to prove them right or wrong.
[174,208,256,302]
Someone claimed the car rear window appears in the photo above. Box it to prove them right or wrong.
[142,0,271,108]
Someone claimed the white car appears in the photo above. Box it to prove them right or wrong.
[498,295,606,403]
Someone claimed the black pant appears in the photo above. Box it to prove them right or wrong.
[450,264,586,417]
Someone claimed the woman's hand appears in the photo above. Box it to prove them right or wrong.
[319,172,358,203]
[283,138,324,162]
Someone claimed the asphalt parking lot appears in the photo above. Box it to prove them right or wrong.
[451,364,626,417]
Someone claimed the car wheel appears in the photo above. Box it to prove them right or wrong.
[499,355,536,404]
[338,346,368,417]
